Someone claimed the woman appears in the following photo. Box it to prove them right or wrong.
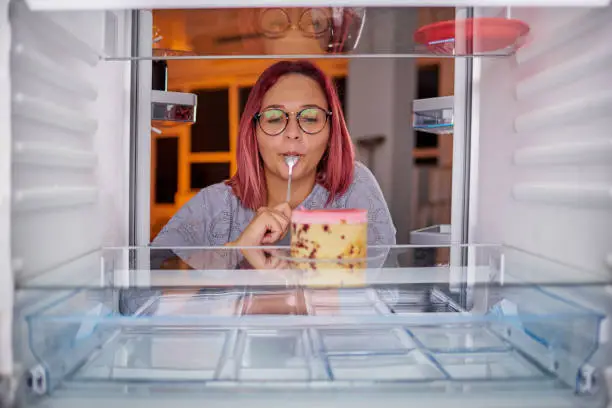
[121,60,396,316]
[153,60,396,250]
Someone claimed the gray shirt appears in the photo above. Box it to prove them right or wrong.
[152,161,396,247]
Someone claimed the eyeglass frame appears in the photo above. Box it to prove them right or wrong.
[253,106,333,136]
[257,8,331,39]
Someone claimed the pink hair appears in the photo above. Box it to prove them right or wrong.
[226,60,355,210]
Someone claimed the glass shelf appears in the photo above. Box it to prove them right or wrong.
[18,244,612,289]
[104,7,528,60]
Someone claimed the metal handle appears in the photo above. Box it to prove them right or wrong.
[286,166,293,202]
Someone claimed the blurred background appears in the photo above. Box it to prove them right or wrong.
[149,7,455,244]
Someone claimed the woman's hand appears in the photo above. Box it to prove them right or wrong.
[232,202,292,247]
[240,248,288,270]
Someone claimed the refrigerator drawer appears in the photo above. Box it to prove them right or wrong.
[20,285,602,406]
[14,245,608,407]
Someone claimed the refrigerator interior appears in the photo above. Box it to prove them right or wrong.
[2,0,611,407]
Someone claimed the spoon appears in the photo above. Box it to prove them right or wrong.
[284,155,299,203]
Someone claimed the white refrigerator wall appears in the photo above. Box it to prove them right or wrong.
[471,6,612,276]
[2,3,133,388]
[2,3,133,383]
[0,0,14,381]
[9,4,132,287]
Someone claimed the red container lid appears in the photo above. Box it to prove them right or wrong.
[414,17,530,55]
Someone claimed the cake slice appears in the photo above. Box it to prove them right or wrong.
[290,209,367,261]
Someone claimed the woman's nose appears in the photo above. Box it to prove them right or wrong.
[284,117,303,140]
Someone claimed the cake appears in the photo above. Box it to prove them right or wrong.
[290,208,367,259]
[296,261,367,288]
[289,209,368,287]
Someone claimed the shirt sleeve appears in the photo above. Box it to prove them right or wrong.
[152,184,227,247]
[343,163,397,246]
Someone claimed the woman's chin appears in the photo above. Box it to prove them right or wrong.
[281,168,297,180]
[279,165,309,181]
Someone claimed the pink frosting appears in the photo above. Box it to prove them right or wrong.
[291,208,367,225]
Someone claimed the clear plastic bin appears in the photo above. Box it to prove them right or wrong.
[17,245,607,405]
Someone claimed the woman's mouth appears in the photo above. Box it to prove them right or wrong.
[281,153,302,170]
[281,151,303,157]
